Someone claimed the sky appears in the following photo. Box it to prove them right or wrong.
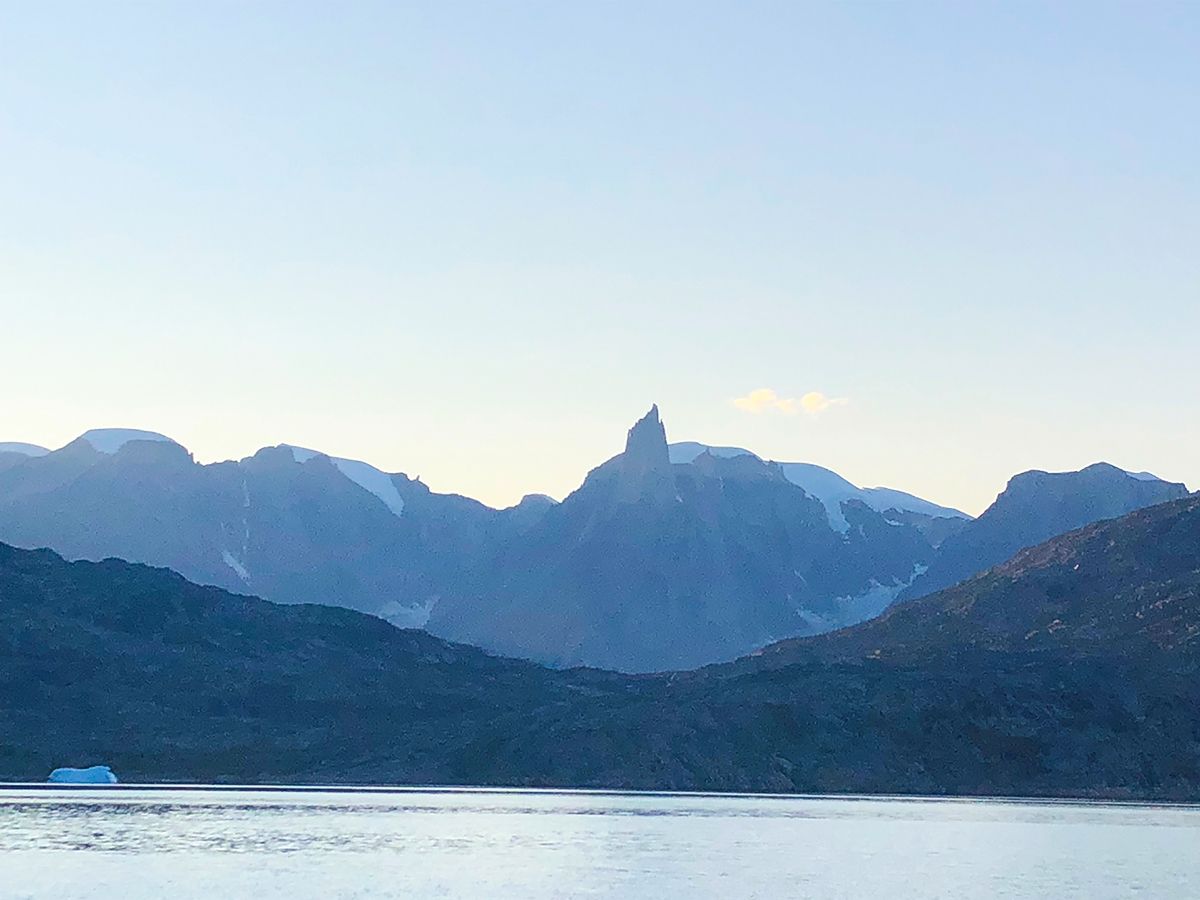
[2,1,1198,513]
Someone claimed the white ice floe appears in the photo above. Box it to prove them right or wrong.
[48,765,118,784]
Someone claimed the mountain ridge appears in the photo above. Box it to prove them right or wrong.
[0,413,1188,671]
[667,440,971,528]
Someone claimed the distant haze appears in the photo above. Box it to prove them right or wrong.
[2,3,1197,513]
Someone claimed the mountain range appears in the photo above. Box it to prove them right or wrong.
[0,411,1188,670]
[3,492,1199,798]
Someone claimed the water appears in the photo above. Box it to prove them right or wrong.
[1,787,1197,898]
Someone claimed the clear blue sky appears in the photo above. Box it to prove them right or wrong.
[3,1,1197,512]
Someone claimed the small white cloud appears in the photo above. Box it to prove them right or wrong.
[798,391,847,414]
[732,388,847,416]
[733,388,788,413]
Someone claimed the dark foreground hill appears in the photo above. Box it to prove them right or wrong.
[0,541,653,784]
[2,497,1199,799]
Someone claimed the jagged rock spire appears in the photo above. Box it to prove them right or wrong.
[623,404,670,469]
[617,405,673,501]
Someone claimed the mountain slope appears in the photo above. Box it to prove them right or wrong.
[759,494,1200,668]
[899,463,1189,602]
[583,495,1200,797]
[0,434,535,628]
[0,542,590,783]
[431,408,945,671]
[3,494,1200,799]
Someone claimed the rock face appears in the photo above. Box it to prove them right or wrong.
[900,463,1189,602]
[622,405,672,480]
[431,408,940,671]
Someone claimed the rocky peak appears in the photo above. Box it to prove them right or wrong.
[515,493,559,511]
[997,462,1186,509]
[622,405,670,473]
[602,405,673,504]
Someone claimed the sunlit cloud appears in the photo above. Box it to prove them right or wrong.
[733,388,789,414]
[732,388,847,416]
[798,391,847,414]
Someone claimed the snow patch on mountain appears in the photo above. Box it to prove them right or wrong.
[80,429,176,454]
[285,446,406,517]
[800,563,929,633]
[858,486,970,520]
[669,442,753,464]
[776,462,864,532]
[221,549,251,583]
[1123,469,1165,482]
[0,442,49,457]
[670,442,969,533]
[379,597,436,629]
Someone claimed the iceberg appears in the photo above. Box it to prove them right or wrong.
[48,765,119,784]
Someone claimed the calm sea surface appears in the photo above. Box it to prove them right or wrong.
[1,787,1197,898]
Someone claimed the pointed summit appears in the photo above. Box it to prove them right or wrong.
[628,405,667,458]
[623,404,669,468]
[616,405,672,500]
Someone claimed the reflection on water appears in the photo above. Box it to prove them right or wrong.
[1,787,1197,898]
